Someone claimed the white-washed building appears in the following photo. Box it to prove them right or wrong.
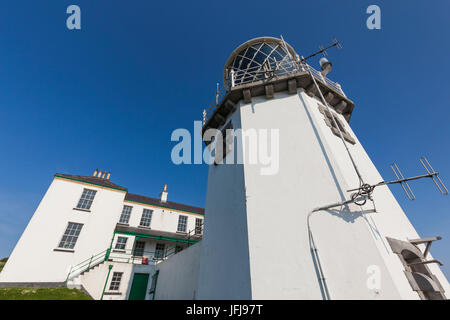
[153,37,449,300]
[0,170,204,300]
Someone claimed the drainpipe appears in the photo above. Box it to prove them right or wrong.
[307,195,367,300]
[100,265,113,300]
[105,232,116,261]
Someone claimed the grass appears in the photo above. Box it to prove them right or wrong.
[0,287,93,300]
[0,258,7,272]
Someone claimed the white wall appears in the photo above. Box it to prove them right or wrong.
[0,174,204,286]
[300,91,450,298]
[199,87,449,299]
[0,177,125,283]
[73,260,155,300]
[155,242,202,300]
[197,106,253,300]
[121,200,203,235]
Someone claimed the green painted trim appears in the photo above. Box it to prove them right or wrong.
[54,174,128,192]
[115,230,198,245]
[124,199,204,216]
[100,265,113,300]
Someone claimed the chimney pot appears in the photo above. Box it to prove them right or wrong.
[160,184,168,202]
[106,172,111,180]
[93,169,98,177]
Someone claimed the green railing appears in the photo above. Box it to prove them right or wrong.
[65,223,204,284]
[65,249,109,284]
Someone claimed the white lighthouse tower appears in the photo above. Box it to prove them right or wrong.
[196,37,449,299]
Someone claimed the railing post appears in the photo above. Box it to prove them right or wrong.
[87,255,93,270]
[104,248,111,262]
[230,69,235,87]
[65,265,73,286]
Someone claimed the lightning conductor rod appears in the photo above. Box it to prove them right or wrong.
[302,53,365,187]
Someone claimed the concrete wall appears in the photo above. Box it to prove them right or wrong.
[198,87,449,299]
[197,107,253,300]
[154,242,202,300]
[300,91,450,298]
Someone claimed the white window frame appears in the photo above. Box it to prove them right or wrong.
[195,218,203,235]
[139,209,153,227]
[119,205,132,224]
[177,215,188,233]
[58,222,83,249]
[109,272,123,291]
[76,188,97,210]
[115,236,128,250]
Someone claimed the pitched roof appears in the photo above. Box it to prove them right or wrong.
[55,173,128,191]
[125,193,205,215]
[54,173,205,215]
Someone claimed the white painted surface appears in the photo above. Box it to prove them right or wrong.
[198,88,449,299]
[0,177,124,283]
[155,242,202,300]
[0,174,204,301]
[197,107,253,299]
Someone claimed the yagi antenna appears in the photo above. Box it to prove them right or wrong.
[347,157,449,200]
[301,38,343,62]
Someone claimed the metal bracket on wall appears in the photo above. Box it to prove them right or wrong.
[409,236,442,258]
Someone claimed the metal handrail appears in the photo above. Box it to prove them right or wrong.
[65,224,204,283]
[203,60,345,123]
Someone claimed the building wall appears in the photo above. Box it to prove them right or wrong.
[154,242,202,300]
[121,200,203,235]
[0,175,203,290]
[199,87,448,299]
[77,261,156,300]
[299,91,450,298]
[197,106,253,299]
[0,177,124,283]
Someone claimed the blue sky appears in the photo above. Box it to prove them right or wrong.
[0,1,449,278]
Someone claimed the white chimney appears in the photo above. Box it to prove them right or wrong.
[160,184,168,202]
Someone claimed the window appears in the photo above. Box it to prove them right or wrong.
[115,237,127,250]
[109,272,123,291]
[119,205,132,224]
[139,209,153,227]
[386,237,446,300]
[195,218,203,235]
[76,188,97,210]
[318,104,355,145]
[133,241,145,257]
[155,243,165,259]
[177,215,188,233]
[58,222,83,249]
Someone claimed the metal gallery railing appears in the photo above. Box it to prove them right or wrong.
[203,60,345,124]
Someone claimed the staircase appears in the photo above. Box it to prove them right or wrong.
[65,249,110,287]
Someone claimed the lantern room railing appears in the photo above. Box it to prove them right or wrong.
[203,60,345,125]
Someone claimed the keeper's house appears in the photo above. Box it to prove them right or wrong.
[0,170,204,300]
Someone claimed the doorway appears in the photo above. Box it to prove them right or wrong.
[128,273,150,300]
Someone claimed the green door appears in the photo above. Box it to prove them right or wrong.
[128,273,150,300]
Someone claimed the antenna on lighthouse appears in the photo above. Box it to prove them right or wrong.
[347,157,448,200]
[301,38,343,62]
